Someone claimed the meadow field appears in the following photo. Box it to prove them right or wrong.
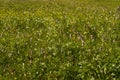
[0,0,120,79]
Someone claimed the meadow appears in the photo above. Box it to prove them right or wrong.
[0,0,120,79]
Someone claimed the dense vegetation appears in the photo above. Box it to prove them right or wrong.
[0,0,120,79]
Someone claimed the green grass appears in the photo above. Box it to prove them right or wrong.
[0,0,120,80]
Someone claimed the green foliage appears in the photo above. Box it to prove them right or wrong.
[0,0,120,80]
